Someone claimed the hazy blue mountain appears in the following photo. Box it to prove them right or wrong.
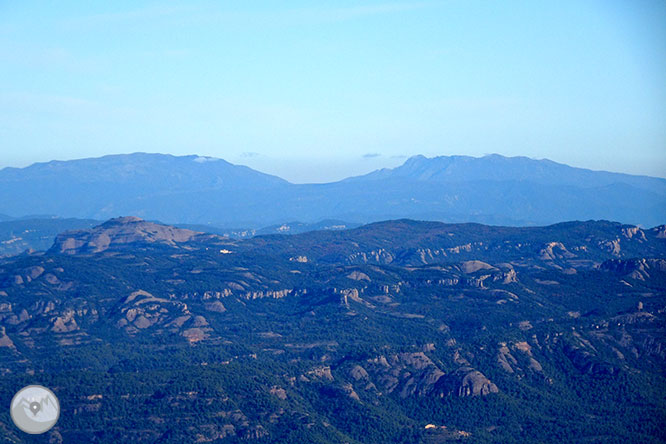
[1,153,664,227]
[351,154,666,193]
[0,153,290,226]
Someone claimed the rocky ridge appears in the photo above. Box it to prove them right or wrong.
[51,216,229,254]
[0,217,664,443]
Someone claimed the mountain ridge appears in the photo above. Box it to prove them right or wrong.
[1,152,664,227]
[350,154,666,194]
[43,216,666,268]
[50,216,227,255]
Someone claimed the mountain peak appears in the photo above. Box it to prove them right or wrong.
[356,154,665,188]
[51,216,217,255]
[102,216,144,225]
[404,154,428,164]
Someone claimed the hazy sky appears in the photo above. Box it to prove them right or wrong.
[1,1,665,183]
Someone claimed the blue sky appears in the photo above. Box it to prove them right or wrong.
[1,1,664,182]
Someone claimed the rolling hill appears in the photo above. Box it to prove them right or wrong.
[0,217,664,443]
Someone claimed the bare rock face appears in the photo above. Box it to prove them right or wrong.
[622,227,646,241]
[113,289,200,338]
[497,266,518,284]
[239,425,268,440]
[601,258,666,281]
[51,310,79,333]
[539,242,575,261]
[497,342,544,374]
[51,316,79,333]
[497,345,518,373]
[651,225,666,239]
[460,260,496,274]
[204,301,226,313]
[0,326,15,348]
[341,383,361,401]
[306,366,334,381]
[181,328,207,343]
[362,352,498,399]
[347,271,371,281]
[269,386,287,400]
[563,343,619,376]
[599,239,622,256]
[436,367,499,397]
[349,365,369,380]
[24,266,45,280]
[51,216,216,254]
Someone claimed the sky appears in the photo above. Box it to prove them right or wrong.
[0,1,665,183]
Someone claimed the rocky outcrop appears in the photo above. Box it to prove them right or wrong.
[51,311,79,333]
[362,352,498,399]
[622,227,646,241]
[242,289,293,300]
[204,301,226,313]
[349,365,369,380]
[305,366,334,381]
[51,216,223,254]
[495,266,518,284]
[563,343,619,376]
[0,326,15,349]
[599,239,622,256]
[269,386,287,400]
[435,367,499,397]
[112,289,214,340]
[346,248,394,265]
[347,271,371,281]
[497,342,543,374]
[539,242,575,261]
[460,260,495,274]
[497,345,518,373]
[651,225,666,239]
[339,288,374,308]
[600,258,666,281]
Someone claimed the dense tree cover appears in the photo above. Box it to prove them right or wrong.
[0,219,664,442]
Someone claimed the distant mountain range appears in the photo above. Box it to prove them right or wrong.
[0,153,664,227]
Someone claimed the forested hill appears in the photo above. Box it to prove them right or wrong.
[0,217,664,443]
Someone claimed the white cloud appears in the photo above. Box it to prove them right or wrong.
[193,156,220,163]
